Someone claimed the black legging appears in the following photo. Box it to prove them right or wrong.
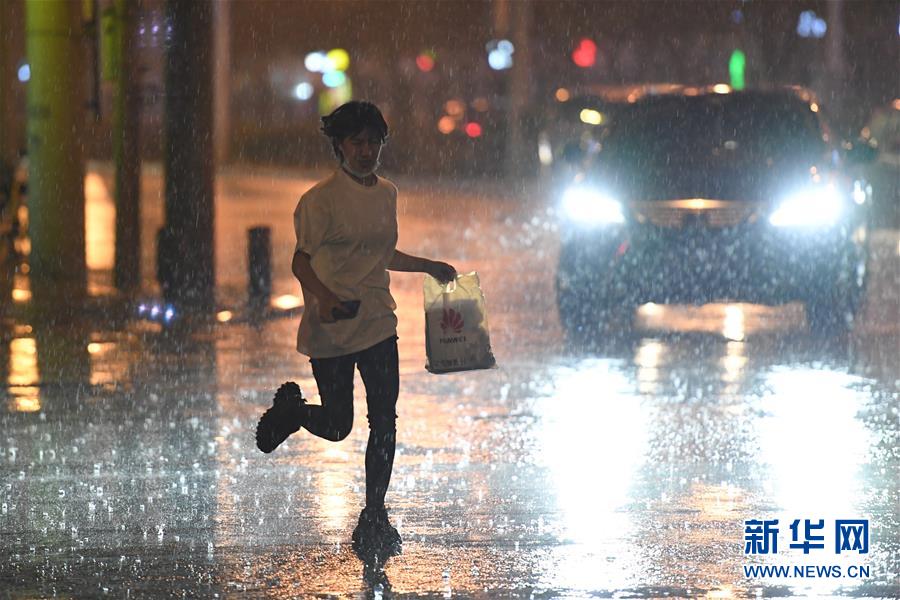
[306,336,399,509]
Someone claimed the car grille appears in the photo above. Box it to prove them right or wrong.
[631,199,759,228]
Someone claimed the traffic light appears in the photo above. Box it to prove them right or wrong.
[729,49,746,91]
[572,38,596,68]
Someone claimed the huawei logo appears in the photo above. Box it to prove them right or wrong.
[440,308,464,334]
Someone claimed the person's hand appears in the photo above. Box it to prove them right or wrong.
[427,260,457,284]
[317,290,345,323]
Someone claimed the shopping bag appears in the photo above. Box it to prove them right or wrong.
[424,271,496,374]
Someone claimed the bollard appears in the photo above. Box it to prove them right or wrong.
[156,226,176,299]
[248,226,271,311]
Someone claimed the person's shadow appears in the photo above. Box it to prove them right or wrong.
[359,553,392,600]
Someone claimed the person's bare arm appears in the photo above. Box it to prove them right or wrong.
[388,250,456,283]
[292,250,345,322]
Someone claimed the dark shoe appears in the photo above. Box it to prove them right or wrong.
[255,381,305,453]
[351,506,402,558]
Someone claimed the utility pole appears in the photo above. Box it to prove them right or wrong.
[0,1,12,170]
[159,0,215,313]
[213,0,231,166]
[25,0,87,306]
[502,0,533,179]
[113,0,141,292]
[825,0,848,133]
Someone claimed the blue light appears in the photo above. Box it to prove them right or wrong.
[797,10,827,38]
[488,49,513,70]
[17,64,30,83]
[138,303,147,314]
[486,39,514,71]
[293,82,314,100]
[322,71,346,88]
[811,18,827,38]
[497,40,514,54]
[164,307,175,321]
[150,305,160,318]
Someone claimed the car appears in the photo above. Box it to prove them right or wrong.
[555,85,873,337]
[859,99,900,228]
[537,84,683,176]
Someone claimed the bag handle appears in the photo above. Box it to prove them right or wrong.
[440,277,457,307]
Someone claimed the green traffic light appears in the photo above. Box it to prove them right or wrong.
[730,49,746,91]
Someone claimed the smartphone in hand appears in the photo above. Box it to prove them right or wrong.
[332,299,361,321]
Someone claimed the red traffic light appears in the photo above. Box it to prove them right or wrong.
[416,52,435,72]
[572,38,597,68]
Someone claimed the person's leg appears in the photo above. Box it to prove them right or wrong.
[355,336,400,509]
[306,353,356,441]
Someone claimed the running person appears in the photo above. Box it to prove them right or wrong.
[255,101,455,554]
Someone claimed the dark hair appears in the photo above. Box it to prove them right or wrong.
[321,101,389,159]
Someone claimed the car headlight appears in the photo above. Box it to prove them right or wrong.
[560,186,625,225]
[769,184,844,227]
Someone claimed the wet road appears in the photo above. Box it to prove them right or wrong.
[1,165,898,598]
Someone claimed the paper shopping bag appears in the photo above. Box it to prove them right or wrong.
[424,272,496,374]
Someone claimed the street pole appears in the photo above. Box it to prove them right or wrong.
[213,0,231,167]
[25,0,87,306]
[113,0,141,292]
[825,0,847,134]
[160,0,215,313]
[0,1,11,170]
[504,0,532,179]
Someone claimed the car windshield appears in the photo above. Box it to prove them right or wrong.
[603,94,826,164]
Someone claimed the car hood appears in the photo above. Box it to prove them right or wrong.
[593,152,825,204]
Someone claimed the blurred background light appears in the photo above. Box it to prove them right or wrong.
[797,10,827,38]
[488,49,512,70]
[555,87,571,102]
[318,78,353,114]
[471,97,490,112]
[326,48,350,72]
[437,116,456,134]
[293,82,314,101]
[538,133,553,165]
[17,63,30,82]
[579,108,603,125]
[416,51,436,72]
[304,51,328,72]
[486,39,514,70]
[272,295,302,310]
[729,49,746,90]
[464,122,482,138]
[571,37,597,68]
[445,99,465,117]
[322,71,346,88]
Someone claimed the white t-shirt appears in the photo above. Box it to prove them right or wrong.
[293,169,399,358]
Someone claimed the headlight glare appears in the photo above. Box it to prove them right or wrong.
[561,186,625,225]
[769,184,844,227]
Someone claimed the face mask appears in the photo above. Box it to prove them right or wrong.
[342,159,380,179]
